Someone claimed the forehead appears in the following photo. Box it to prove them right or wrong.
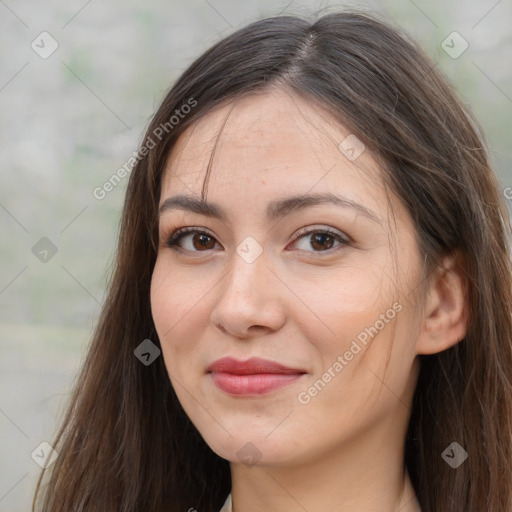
[161,89,384,215]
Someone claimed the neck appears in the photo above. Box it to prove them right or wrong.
[229,416,421,512]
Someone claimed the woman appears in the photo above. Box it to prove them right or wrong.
[32,10,512,512]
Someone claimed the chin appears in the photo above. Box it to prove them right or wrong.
[200,426,302,467]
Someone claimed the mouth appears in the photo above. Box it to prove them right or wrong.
[207,357,307,396]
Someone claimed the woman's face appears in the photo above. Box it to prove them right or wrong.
[151,89,425,467]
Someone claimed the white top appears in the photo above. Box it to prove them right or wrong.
[219,493,232,512]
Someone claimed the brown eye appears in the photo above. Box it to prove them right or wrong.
[165,228,221,251]
[310,232,335,251]
[191,233,216,250]
[291,227,348,253]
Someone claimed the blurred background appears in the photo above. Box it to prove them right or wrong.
[0,0,511,510]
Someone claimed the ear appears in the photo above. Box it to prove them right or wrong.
[416,252,469,355]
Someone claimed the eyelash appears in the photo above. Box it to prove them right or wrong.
[164,226,349,254]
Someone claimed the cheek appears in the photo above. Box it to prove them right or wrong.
[150,259,202,331]
[150,263,176,336]
[292,263,398,347]
[293,266,415,398]
[150,259,213,373]
[150,262,192,360]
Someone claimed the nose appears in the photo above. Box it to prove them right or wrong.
[210,248,287,339]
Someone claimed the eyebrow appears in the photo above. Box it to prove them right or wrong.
[158,192,381,224]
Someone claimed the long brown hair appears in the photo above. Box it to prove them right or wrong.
[33,10,512,512]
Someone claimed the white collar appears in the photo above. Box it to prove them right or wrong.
[219,492,232,512]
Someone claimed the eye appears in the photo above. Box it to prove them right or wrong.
[289,226,349,253]
[165,227,221,252]
[164,225,349,254]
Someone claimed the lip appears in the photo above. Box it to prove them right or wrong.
[207,357,307,396]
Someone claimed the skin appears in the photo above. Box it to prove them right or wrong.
[150,88,468,512]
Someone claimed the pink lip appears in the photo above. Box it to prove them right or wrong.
[208,357,306,396]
